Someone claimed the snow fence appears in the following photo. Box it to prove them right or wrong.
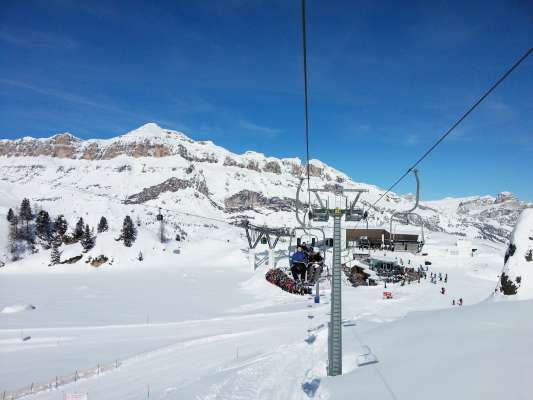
[2,360,122,400]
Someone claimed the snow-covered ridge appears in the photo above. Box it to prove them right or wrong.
[0,123,351,181]
[0,123,531,246]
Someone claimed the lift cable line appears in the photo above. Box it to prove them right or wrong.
[371,47,532,210]
[301,0,312,213]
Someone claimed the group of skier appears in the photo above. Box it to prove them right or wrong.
[290,242,324,284]
[428,271,448,284]
[427,270,463,305]
[452,298,463,306]
[403,263,464,305]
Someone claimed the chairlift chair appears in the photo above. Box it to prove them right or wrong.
[356,345,379,367]
[309,208,329,222]
[345,208,365,222]
[296,233,319,250]
[289,226,328,281]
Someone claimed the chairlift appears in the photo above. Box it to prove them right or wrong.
[343,192,366,222]
[295,178,332,225]
[389,169,425,247]
[289,226,328,281]
[309,208,329,222]
[156,207,163,221]
[345,208,365,222]
[356,345,379,367]
[296,233,319,249]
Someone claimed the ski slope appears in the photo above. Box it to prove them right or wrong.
[3,227,530,399]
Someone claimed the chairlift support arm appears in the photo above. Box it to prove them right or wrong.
[390,168,421,240]
[242,221,291,249]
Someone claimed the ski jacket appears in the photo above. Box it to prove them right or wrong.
[291,251,307,264]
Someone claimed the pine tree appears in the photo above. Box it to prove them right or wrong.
[97,216,108,233]
[73,217,85,241]
[54,215,68,237]
[50,245,61,266]
[121,216,137,247]
[6,208,14,223]
[19,198,33,239]
[19,198,33,223]
[500,272,518,295]
[81,224,95,251]
[35,210,52,241]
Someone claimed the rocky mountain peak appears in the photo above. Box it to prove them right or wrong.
[495,191,518,204]
[50,132,81,144]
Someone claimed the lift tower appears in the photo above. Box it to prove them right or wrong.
[308,187,368,376]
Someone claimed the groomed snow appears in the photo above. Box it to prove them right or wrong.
[2,226,525,399]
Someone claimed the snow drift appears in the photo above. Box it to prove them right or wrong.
[497,208,533,298]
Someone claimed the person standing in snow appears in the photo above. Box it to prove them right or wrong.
[458,298,463,306]
[444,273,448,283]
[291,246,308,282]
[452,299,456,306]
[441,287,445,295]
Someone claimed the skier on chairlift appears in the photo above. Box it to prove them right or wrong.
[291,246,308,282]
[306,249,323,284]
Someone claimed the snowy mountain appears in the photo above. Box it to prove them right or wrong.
[2,123,532,400]
[0,122,531,265]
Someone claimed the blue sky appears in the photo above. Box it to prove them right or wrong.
[1,0,532,201]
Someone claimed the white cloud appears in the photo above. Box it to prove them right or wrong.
[239,119,281,137]
[0,27,78,49]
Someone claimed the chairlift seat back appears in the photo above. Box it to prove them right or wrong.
[345,209,364,222]
[310,208,329,222]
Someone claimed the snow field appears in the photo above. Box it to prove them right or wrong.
[2,228,517,399]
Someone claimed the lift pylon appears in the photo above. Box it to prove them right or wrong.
[304,186,368,376]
